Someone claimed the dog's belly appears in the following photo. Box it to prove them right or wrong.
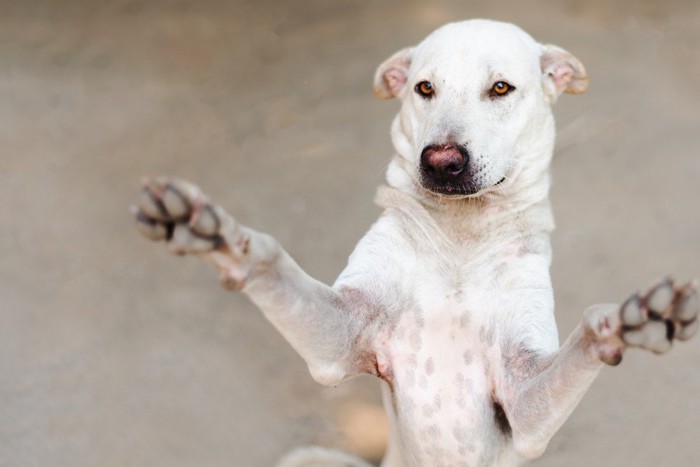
[382,305,516,466]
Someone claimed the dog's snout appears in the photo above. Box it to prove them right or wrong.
[420,144,469,184]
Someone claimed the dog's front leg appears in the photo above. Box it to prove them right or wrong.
[502,279,698,460]
[133,177,373,386]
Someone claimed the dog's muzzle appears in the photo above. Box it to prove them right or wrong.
[420,144,476,195]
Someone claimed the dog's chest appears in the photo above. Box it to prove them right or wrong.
[378,291,512,465]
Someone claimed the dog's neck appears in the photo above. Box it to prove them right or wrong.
[376,183,555,255]
[381,145,556,248]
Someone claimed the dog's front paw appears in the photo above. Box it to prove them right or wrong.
[583,278,698,366]
[620,278,699,353]
[132,177,251,289]
[134,177,230,253]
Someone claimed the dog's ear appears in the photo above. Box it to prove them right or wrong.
[540,44,588,103]
[373,47,413,99]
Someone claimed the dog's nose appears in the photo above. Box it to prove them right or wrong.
[420,144,469,182]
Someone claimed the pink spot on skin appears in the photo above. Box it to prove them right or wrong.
[376,352,393,384]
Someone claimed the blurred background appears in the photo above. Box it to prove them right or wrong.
[1,0,699,466]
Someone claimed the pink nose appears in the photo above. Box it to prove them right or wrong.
[420,144,468,179]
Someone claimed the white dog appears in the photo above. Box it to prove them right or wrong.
[134,19,699,467]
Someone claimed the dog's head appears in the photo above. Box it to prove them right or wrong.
[374,20,587,199]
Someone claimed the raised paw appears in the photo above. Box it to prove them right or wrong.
[620,278,699,354]
[132,177,252,289]
[133,177,228,253]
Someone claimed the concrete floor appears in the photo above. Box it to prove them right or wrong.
[1,1,699,466]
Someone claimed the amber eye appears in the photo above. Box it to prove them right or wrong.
[415,80,435,98]
[491,81,513,97]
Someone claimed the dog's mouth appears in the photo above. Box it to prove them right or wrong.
[419,178,479,197]
[421,176,507,198]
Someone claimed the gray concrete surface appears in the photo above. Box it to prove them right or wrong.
[1,1,699,466]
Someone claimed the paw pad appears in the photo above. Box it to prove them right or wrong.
[132,177,227,254]
[620,278,699,354]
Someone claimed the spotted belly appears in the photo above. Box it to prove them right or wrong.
[380,312,516,466]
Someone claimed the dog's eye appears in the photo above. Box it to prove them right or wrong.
[415,81,435,99]
[490,81,514,97]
